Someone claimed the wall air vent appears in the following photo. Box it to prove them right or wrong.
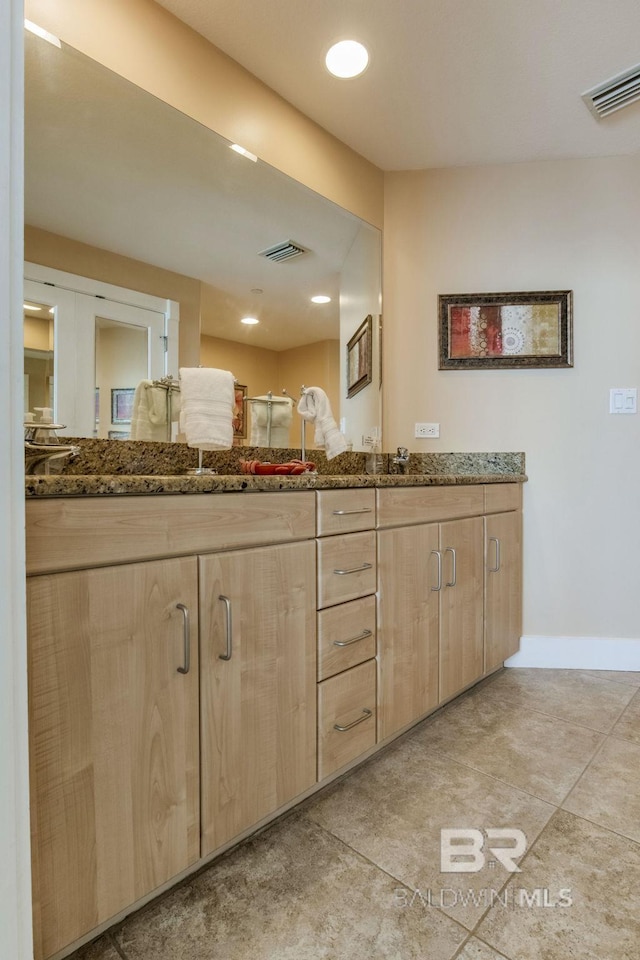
[258,240,308,263]
[583,63,640,119]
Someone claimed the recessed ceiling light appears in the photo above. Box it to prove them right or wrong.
[311,295,332,304]
[230,143,258,162]
[241,316,259,325]
[325,40,369,79]
[24,19,61,48]
[23,303,41,311]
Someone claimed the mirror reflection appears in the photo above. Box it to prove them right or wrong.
[23,301,54,415]
[24,32,382,450]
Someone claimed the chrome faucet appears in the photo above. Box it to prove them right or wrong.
[391,446,410,474]
[24,418,80,475]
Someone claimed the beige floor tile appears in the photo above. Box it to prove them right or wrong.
[612,690,640,744]
[456,939,513,960]
[412,691,602,804]
[476,810,640,960]
[303,738,553,931]
[70,937,121,960]
[562,736,640,842]
[578,670,640,687]
[479,668,636,732]
[115,815,467,960]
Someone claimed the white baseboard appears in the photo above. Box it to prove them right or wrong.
[505,635,640,670]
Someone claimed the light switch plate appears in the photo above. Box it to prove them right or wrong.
[609,388,637,414]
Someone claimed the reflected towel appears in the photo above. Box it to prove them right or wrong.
[179,367,234,450]
[130,380,169,441]
[297,386,347,460]
[250,397,293,446]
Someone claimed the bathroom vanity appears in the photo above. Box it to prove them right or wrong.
[25,465,524,959]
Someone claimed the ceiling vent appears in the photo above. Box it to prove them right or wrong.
[582,63,640,119]
[258,239,308,263]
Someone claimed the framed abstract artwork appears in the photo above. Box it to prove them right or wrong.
[346,314,373,397]
[110,387,135,423]
[232,383,247,439]
[438,290,573,369]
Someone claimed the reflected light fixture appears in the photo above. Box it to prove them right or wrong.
[311,295,332,304]
[24,19,61,48]
[325,40,369,79]
[23,303,41,311]
[241,316,259,325]
[230,143,258,162]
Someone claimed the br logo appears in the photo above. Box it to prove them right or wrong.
[440,828,527,873]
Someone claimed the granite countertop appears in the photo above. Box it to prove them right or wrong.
[24,443,526,497]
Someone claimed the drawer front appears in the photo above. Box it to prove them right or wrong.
[317,531,377,609]
[25,492,316,575]
[318,659,377,780]
[317,595,376,681]
[376,485,484,528]
[316,489,376,537]
[484,483,522,514]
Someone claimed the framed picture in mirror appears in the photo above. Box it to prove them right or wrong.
[347,315,373,398]
[111,387,135,424]
[233,383,247,439]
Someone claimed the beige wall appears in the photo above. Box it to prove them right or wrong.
[25,0,383,230]
[384,155,640,642]
[25,225,201,366]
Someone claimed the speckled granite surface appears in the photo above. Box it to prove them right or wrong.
[25,445,526,497]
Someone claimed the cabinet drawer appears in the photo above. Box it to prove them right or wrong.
[317,531,377,609]
[484,483,522,514]
[317,595,376,680]
[376,485,484,528]
[318,659,377,780]
[26,492,316,575]
[316,489,376,537]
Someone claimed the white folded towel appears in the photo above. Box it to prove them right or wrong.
[179,367,235,450]
[297,386,347,460]
[250,397,293,445]
[130,380,170,441]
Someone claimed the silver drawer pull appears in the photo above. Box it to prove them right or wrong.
[333,562,373,576]
[334,707,373,732]
[332,508,373,515]
[333,628,373,647]
[176,603,191,675]
[218,594,233,661]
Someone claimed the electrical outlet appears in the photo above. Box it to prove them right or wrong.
[415,422,440,438]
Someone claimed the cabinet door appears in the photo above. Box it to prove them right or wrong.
[377,524,440,740]
[199,541,316,855]
[485,510,523,672]
[439,517,484,703]
[28,558,200,960]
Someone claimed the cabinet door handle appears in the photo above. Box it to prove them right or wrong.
[334,707,373,732]
[333,562,373,576]
[218,594,233,661]
[430,550,442,592]
[332,508,373,515]
[176,603,191,675]
[489,536,501,573]
[333,628,373,647]
[445,547,457,587]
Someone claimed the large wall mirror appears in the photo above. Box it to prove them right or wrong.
[24,31,382,450]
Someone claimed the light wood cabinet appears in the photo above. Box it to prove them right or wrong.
[318,659,377,779]
[199,541,317,856]
[28,557,200,960]
[484,509,523,672]
[377,523,440,740]
[439,517,484,702]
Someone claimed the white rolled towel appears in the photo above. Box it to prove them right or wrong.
[179,367,235,450]
[297,386,347,460]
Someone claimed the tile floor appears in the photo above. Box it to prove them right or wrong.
[72,668,640,960]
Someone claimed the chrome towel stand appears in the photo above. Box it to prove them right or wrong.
[282,386,307,461]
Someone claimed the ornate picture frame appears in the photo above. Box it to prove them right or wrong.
[438,290,573,369]
[346,314,373,397]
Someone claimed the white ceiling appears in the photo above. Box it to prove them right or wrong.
[155,0,640,170]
